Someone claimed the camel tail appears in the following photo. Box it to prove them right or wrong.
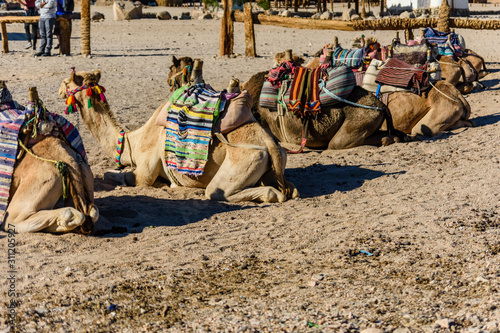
[66,160,95,235]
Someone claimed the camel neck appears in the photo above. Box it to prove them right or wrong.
[76,93,132,165]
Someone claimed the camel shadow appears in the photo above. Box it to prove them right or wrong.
[481,78,500,90]
[469,112,500,127]
[285,163,403,198]
[94,195,248,237]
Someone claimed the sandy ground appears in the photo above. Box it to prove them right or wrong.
[1,4,500,332]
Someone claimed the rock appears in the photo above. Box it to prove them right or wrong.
[320,11,333,20]
[350,14,361,21]
[280,10,292,17]
[265,9,279,16]
[360,329,384,333]
[434,318,452,329]
[113,1,142,21]
[92,12,105,22]
[180,12,191,20]
[342,8,356,21]
[156,11,171,20]
[199,13,213,20]
[311,274,325,281]
[399,11,415,18]
[311,13,321,19]
[35,307,49,316]
[418,13,429,18]
[393,328,411,333]
[307,280,317,287]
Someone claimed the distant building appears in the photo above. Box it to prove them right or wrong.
[386,0,470,16]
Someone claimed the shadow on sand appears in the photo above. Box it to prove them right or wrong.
[94,195,248,237]
[285,162,404,198]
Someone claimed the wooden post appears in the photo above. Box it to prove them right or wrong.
[361,0,366,18]
[219,0,234,56]
[28,87,39,102]
[404,28,414,43]
[59,17,71,56]
[244,3,256,57]
[81,0,91,55]
[333,36,339,48]
[437,0,451,32]
[355,0,359,15]
[1,22,8,53]
[380,0,384,17]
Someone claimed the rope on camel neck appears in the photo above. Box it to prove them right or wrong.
[65,82,107,114]
[115,130,126,169]
[319,79,384,111]
[17,139,70,199]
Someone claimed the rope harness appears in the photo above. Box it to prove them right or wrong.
[18,138,70,200]
[168,65,192,91]
[65,82,106,114]
[115,130,126,169]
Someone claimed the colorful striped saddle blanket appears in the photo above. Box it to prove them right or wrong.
[165,83,227,176]
[375,58,428,91]
[259,64,356,113]
[423,27,464,57]
[0,100,87,223]
[332,47,366,69]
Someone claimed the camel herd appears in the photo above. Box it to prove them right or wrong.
[1,32,489,234]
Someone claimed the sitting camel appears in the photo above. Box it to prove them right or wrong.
[169,55,407,150]
[439,50,489,93]
[59,70,298,203]
[298,50,474,138]
[1,84,98,234]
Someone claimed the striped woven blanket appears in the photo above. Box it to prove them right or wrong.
[0,101,87,223]
[375,58,427,90]
[424,27,463,57]
[0,101,27,222]
[165,83,223,176]
[332,47,366,69]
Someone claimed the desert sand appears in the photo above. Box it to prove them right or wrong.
[1,4,500,332]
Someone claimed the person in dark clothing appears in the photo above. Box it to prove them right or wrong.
[17,0,38,51]
[53,0,72,50]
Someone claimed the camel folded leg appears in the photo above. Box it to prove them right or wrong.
[205,146,286,203]
[7,208,86,233]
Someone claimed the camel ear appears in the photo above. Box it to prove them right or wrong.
[93,70,101,83]
[172,56,180,67]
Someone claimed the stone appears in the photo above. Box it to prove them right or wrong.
[393,328,411,333]
[113,1,142,21]
[156,11,171,20]
[360,329,384,333]
[35,307,49,316]
[265,9,279,16]
[342,8,356,21]
[351,14,361,21]
[280,10,292,17]
[92,12,105,22]
[199,13,213,20]
[320,11,333,20]
[180,12,191,20]
[399,11,415,18]
[434,318,452,329]
[311,13,321,19]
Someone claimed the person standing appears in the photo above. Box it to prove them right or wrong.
[35,0,57,56]
[53,0,73,50]
[17,0,38,51]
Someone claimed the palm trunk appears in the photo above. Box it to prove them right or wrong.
[81,0,91,55]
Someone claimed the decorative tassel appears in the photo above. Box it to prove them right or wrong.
[66,105,73,114]
[66,95,75,105]
[88,98,92,109]
[100,93,106,102]
[86,87,93,96]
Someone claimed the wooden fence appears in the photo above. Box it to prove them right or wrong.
[220,0,500,57]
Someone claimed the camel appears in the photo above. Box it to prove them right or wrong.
[298,51,474,138]
[1,85,98,234]
[439,50,489,93]
[59,70,299,203]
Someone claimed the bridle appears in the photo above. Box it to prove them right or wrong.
[65,82,107,114]
[168,65,192,91]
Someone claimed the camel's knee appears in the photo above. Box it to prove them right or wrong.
[205,187,227,201]
[262,187,286,203]
[59,208,85,229]
[89,204,99,224]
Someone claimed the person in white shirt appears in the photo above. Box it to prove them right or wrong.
[35,0,57,56]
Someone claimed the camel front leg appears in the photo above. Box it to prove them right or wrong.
[205,147,287,203]
[7,208,86,233]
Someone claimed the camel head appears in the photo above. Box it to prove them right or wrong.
[59,70,102,99]
[273,52,305,67]
[168,56,194,90]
